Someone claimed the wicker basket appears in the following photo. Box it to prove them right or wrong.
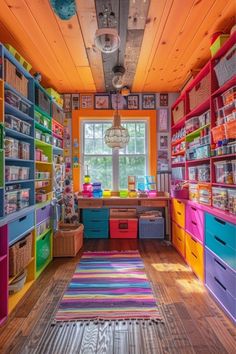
[9,233,33,277]
[189,72,211,111]
[214,45,236,87]
[53,223,84,257]
[172,100,184,124]
[110,208,137,218]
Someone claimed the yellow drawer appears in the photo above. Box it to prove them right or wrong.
[172,198,185,228]
[186,232,204,281]
[172,221,185,258]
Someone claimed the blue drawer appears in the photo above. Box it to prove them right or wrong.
[9,211,35,245]
[83,220,108,231]
[205,213,236,250]
[205,247,236,298]
[206,267,236,322]
[84,227,109,239]
[83,208,109,221]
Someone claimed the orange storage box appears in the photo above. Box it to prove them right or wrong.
[211,125,226,143]
[225,120,236,140]
[110,219,138,239]
[53,223,84,257]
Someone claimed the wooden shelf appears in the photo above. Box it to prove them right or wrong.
[9,257,35,285]
[8,280,35,313]
[186,158,210,164]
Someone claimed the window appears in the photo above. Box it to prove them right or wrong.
[82,120,148,190]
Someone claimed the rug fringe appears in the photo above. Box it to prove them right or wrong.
[53,318,163,326]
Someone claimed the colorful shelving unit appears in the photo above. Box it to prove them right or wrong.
[0,43,64,325]
[171,33,236,322]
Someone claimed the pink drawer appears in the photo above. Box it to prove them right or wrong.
[185,204,204,243]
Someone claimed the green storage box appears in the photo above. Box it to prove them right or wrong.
[210,35,229,57]
[36,231,51,272]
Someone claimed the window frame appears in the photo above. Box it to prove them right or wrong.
[80,118,149,190]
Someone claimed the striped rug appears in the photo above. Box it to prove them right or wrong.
[55,251,160,321]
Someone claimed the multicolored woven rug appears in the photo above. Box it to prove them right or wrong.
[55,251,160,321]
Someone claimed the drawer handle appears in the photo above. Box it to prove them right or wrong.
[177,211,181,216]
[191,221,197,226]
[214,258,226,270]
[214,236,226,246]
[41,206,46,211]
[177,200,182,204]
[191,207,196,211]
[177,237,182,242]
[191,251,197,259]
[19,240,27,248]
[214,277,226,291]
[214,217,225,225]
[191,237,197,243]
[19,216,27,222]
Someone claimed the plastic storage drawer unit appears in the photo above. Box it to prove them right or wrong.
[139,217,164,239]
[82,208,109,221]
[110,219,138,239]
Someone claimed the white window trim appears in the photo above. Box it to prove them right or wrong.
[80,118,149,190]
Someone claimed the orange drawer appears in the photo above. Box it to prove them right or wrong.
[172,221,185,258]
[172,198,185,228]
[186,232,204,281]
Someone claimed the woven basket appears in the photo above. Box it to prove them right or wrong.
[9,233,33,277]
[172,100,185,124]
[53,224,84,257]
[189,72,211,111]
[214,45,235,86]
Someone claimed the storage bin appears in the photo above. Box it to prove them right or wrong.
[211,125,226,143]
[232,160,236,184]
[18,188,30,209]
[185,117,199,134]
[36,192,51,203]
[189,183,198,202]
[52,102,65,123]
[5,89,20,109]
[92,189,103,198]
[172,221,185,257]
[225,119,236,140]
[19,141,30,160]
[36,203,51,224]
[9,270,27,294]
[228,189,236,215]
[210,35,230,57]
[188,166,198,181]
[172,100,185,124]
[35,87,51,115]
[4,44,32,71]
[35,149,42,161]
[21,120,31,135]
[139,217,164,239]
[196,145,210,159]
[9,232,32,277]
[197,164,210,182]
[4,58,28,97]
[53,224,83,257]
[171,189,189,199]
[129,190,138,198]
[36,231,51,271]
[5,166,20,181]
[198,184,211,205]
[5,190,18,214]
[222,86,236,105]
[35,130,41,140]
[5,137,19,158]
[110,218,138,239]
[212,187,228,210]
[214,161,233,184]
[214,44,236,86]
[119,190,128,198]
[185,232,204,281]
[103,189,111,197]
[110,208,136,218]
[8,211,35,245]
[188,72,211,111]
[36,218,51,237]
[5,114,21,132]
[20,100,31,115]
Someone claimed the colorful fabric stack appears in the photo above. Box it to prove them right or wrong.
[55,251,160,321]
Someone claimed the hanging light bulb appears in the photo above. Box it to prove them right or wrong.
[112,65,126,89]
[94,28,120,54]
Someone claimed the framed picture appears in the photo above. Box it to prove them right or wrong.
[95,94,110,109]
[157,150,169,171]
[63,94,72,112]
[111,93,127,110]
[158,108,169,132]
[127,95,139,110]
[71,94,80,110]
[160,93,168,106]
[142,94,156,109]
[158,133,169,150]
[80,94,93,109]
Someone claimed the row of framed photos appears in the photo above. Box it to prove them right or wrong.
[63,93,169,112]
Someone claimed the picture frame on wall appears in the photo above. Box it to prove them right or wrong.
[142,94,156,109]
[95,94,110,109]
[160,93,168,106]
[127,94,139,110]
[80,94,93,109]
[63,94,72,112]
[158,108,169,132]
[71,93,80,110]
[111,93,127,110]
[158,133,169,150]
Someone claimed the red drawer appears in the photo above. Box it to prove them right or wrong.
[110,219,138,239]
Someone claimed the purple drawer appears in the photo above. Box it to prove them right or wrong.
[206,265,236,321]
[36,203,51,225]
[205,247,236,298]
[186,204,204,243]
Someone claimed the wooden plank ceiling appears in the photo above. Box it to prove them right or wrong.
[0,0,234,93]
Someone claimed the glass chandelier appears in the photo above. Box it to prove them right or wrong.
[104,94,130,149]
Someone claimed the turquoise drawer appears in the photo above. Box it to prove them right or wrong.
[9,211,35,246]
[83,208,109,221]
[83,220,108,230]
[205,213,236,251]
[84,227,109,239]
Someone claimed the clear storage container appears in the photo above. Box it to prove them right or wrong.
[4,138,19,158]
[18,188,30,209]
[189,183,198,202]
[5,90,20,109]
[212,187,228,210]
[21,121,31,135]
[5,166,20,181]
[20,100,31,115]
[197,164,210,182]
[214,161,233,184]
[231,160,236,184]
[19,167,30,180]
[228,189,236,215]
[185,117,199,134]
[19,141,30,160]
[5,191,18,214]
[35,130,41,140]
[188,166,198,181]
[196,145,210,159]
[198,184,211,205]
[5,114,21,132]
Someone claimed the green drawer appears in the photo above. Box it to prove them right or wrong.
[36,230,51,272]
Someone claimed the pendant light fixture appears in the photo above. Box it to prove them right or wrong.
[104,93,130,149]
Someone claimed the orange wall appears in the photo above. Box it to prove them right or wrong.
[72,109,157,192]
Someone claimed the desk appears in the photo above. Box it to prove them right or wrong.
[77,194,171,240]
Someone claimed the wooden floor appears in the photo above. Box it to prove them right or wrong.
[0,239,235,354]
